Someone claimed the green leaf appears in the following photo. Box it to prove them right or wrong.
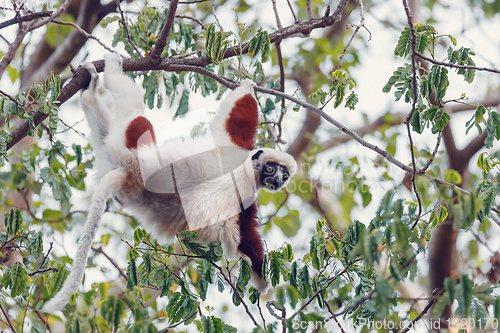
[261,98,275,115]
[410,110,423,134]
[444,277,455,304]
[101,295,125,329]
[248,28,271,62]
[6,65,19,83]
[127,257,138,289]
[100,16,119,28]
[394,27,411,57]
[237,260,252,288]
[174,89,190,118]
[455,274,474,317]
[344,92,359,110]
[5,263,31,296]
[444,170,462,185]
[274,210,300,237]
[5,208,22,236]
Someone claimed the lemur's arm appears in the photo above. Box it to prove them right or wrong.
[210,81,259,150]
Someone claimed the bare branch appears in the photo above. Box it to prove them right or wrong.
[151,0,179,57]
[30,0,76,30]
[116,0,143,57]
[175,15,206,30]
[306,0,313,20]
[420,130,443,173]
[271,0,286,144]
[416,52,500,74]
[52,20,117,54]
[339,0,371,67]
[286,0,299,23]
[319,112,407,151]
[402,0,423,227]
[0,303,16,333]
[271,0,283,30]
[401,289,440,333]
[0,24,29,79]
[0,11,52,29]
[92,246,128,280]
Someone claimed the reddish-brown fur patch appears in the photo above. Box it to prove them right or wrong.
[125,116,156,149]
[225,94,258,150]
[238,203,264,277]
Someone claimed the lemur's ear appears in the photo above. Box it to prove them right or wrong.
[252,150,264,160]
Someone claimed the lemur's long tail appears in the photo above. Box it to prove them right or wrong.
[42,169,124,313]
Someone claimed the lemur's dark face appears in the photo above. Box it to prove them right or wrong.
[259,161,290,191]
[252,149,293,192]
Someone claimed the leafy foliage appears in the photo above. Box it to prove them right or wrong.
[0,1,499,332]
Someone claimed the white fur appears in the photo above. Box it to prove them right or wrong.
[42,168,125,313]
[43,57,296,312]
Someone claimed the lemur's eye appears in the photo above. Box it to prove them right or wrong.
[267,166,273,172]
[284,173,288,179]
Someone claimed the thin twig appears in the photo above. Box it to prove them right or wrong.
[339,0,371,67]
[204,257,259,327]
[416,52,500,74]
[290,261,355,319]
[175,15,206,30]
[0,89,21,107]
[92,246,128,281]
[52,20,117,54]
[211,0,222,30]
[28,267,59,276]
[151,0,179,57]
[116,0,143,57]
[420,130,443,173]
[324,300,346,333]
[401,289,441,333]
[271,0,286,144]
[402,0,423,228]
[0,11,52,29]
[271,0,283,29]
[306,0,313,20]
[266,301,286,332]
[179,0,208,3]
[0,303,16,333]
[28,242,59,276]
[29,0,75,30]
[257,297,266,328]
[158,311,197,332]
[286,0,299,22]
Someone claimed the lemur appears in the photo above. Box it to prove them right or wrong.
[43,55,297,312]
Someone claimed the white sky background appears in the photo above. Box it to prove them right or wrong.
[1,0,500,331]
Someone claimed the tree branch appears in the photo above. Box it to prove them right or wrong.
[319,112,407,152]
[116,0,143,57]
[416,52,500,74]
[0,303,16,333]
[151,0,179,57]
[0,11,52,29]
[402,0,423,227]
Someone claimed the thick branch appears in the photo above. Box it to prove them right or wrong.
[21,0,118,90]
[151,0,179,57]
[165,0,351,68]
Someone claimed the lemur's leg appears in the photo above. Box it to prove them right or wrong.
[237,203,269,293]
[103,54,156,157]
[81,62,110,142]
[43,168,126,313]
